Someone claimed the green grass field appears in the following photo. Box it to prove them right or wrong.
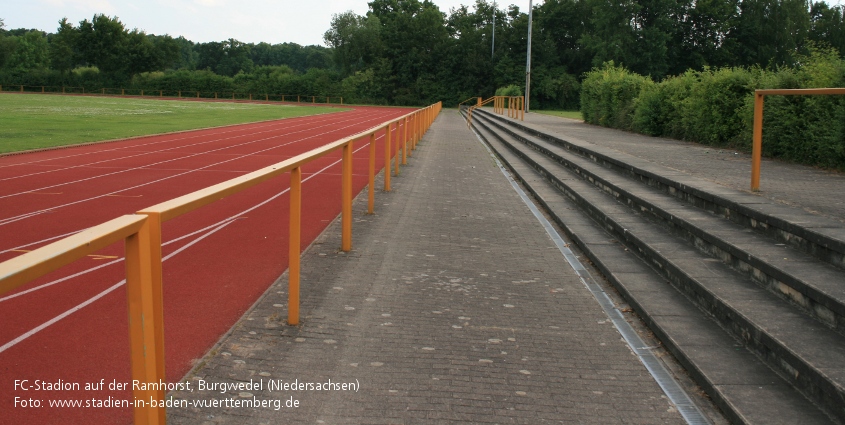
[0,94,345,154]
[534,110,583,121]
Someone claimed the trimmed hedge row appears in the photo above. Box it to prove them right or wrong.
[0,66,392,105]
[581,50,845,169]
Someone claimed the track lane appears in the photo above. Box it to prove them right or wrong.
[0,108,380,199]
[1,106,413,425]
[0,108,406,251]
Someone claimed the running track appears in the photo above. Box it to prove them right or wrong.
[0,103,415,424]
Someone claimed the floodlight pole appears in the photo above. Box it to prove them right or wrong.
[525,0,533,113]
[492,1,496,58]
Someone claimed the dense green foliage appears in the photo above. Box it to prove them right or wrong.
[582,49,845,169]
[2,0,843,107]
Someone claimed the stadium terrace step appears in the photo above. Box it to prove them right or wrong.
[462,106,845,424]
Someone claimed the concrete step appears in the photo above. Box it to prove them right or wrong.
[473,109,845,272]
[477,111,845,336]
[463,108,843,424]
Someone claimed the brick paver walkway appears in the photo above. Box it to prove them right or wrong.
[166,112,686,424]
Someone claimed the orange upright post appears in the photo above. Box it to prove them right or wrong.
[368,133,376,214]
[394,120,401,176]
[124,215,166,425]
[751,92,764,191]
[384,124,392,191]
[288,167,302,325]
[341,142,353,251]
[402,116,408,165]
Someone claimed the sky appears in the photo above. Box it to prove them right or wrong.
[0,0,506,46]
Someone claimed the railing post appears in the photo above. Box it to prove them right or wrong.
[521,96,525,120]
[751,91,764,191]
[124,214,166,425]
[402,117,414,156]
[288,167,301,326]
[384,123,392,191]
[402,116,408,165]
[341,141,353,252]
[394,120,401,176]
[415,112,420,147]
[368,132,376,214]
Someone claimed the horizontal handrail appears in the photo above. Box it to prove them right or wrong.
[465,96,524,127]
[751,88,845,191]
[457,96,480,108]
[0,215,146,295]
[0,101,442,424]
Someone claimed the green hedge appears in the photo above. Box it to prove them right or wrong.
[581,50,845,169]
[581,62,652,130]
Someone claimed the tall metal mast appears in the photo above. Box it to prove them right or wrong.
[492,1,496,58]
[525,0,533,113]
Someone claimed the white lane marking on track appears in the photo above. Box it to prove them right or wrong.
[0,216,247,302]
[0,112,399,227]
[0,110,385,199]
[0,137,382,353]
[0,110,368,182]
[0,108,358,170]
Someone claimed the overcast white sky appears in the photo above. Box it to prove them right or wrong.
[1,0,510,46]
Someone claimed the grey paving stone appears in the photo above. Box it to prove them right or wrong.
[166,112,685,425]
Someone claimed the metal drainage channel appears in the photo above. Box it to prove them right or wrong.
[470,125,711,425]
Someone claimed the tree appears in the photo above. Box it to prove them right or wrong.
[4,30,50,71]
[0,18,10,68]
[324,11,383,76]
[77,14,129,77]
[50,18,78,76]
[809,2,845,56]
[724,0,812,68]
[171,36,198,70]
[215,38,253,76]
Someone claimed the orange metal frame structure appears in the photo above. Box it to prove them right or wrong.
[0,102,442,424]
[751,88,845,191]
[465,96,524,127]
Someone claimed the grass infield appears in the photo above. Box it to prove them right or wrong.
[533,110,583,121]
[0,94,345,154]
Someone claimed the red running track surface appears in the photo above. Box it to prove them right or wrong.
[0,105,415,424]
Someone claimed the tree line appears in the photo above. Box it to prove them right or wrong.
[1,0,843,107]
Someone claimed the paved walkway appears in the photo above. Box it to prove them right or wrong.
[520,113,845,223]
[167,112,688,424]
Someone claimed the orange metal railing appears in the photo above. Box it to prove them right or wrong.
[465,95,524,127]
[457,97,481,109]
[0,101,442,424]
[751,88,845,191]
